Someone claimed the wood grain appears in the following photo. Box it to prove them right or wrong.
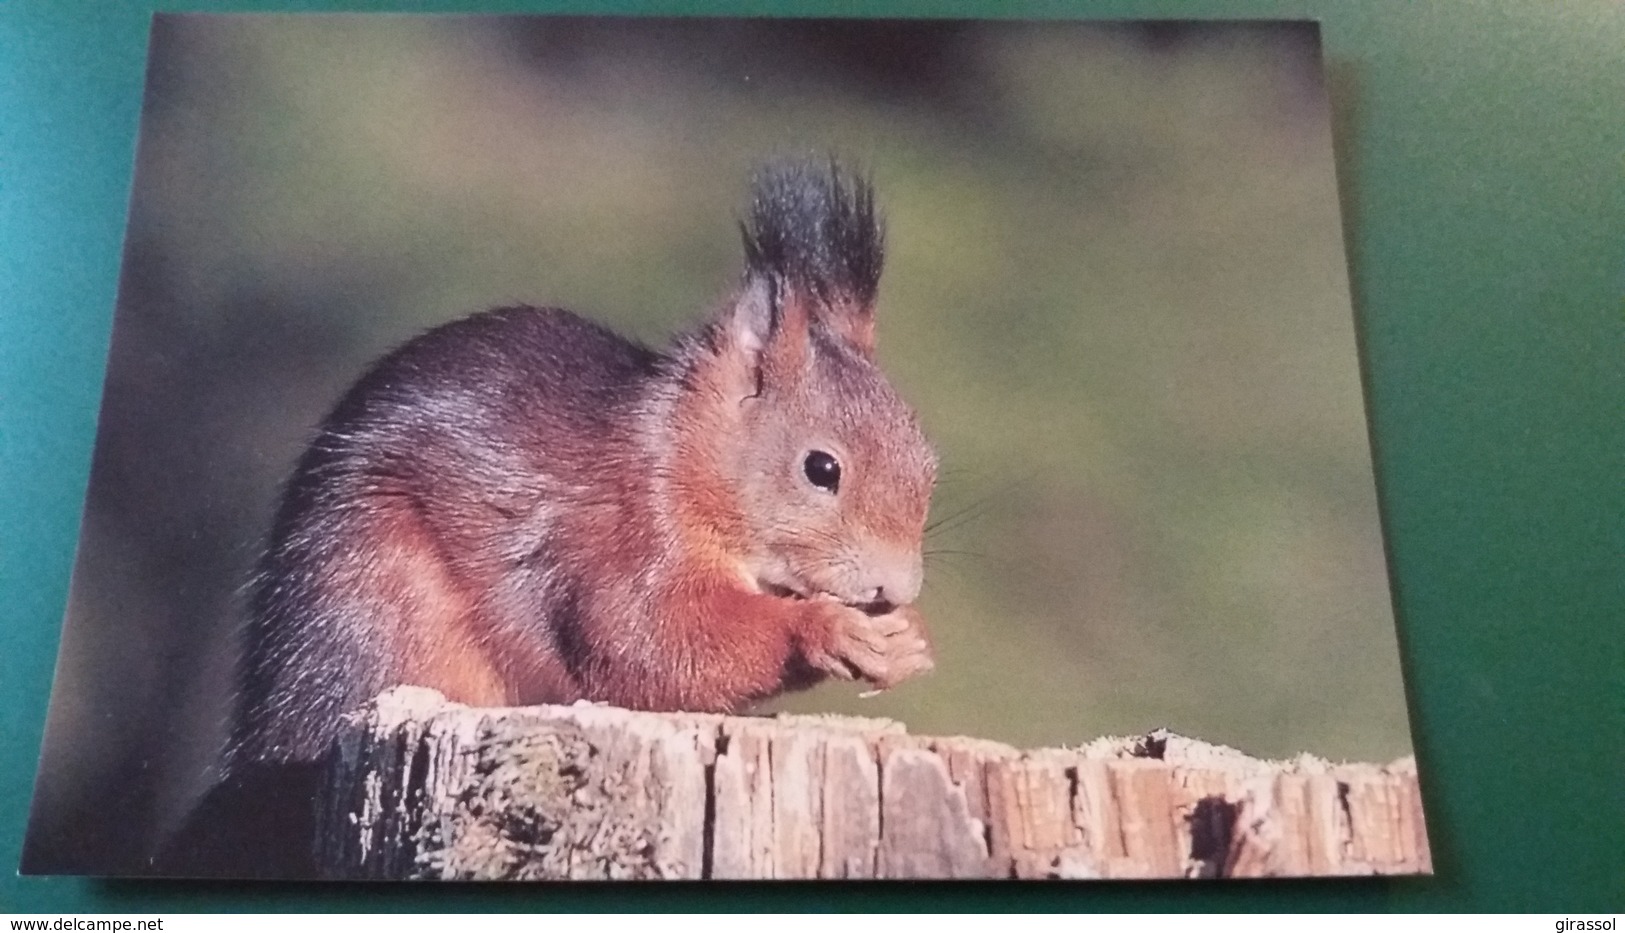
[315,686,1431,880]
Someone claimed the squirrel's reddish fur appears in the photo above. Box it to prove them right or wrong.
[230,160,937,769]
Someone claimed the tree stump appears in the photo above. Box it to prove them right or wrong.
[315,686,1431,880]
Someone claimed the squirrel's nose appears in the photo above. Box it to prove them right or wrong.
[863,550,923,607]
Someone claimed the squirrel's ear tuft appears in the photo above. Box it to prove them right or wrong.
[740,157,883,354]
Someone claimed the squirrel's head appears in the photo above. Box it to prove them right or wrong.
[679,160,937,610]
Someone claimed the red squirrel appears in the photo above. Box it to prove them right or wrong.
[230,160,938,769]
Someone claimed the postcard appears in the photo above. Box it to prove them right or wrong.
[23,14,1427,880]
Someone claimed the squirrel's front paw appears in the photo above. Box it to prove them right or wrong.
[804,601,934,692]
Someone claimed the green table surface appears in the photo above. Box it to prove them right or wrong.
[2,0,1620,913]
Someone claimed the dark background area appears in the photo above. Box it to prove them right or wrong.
[1,0,1620,912]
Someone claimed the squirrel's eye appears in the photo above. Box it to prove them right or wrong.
[803,450,841,493]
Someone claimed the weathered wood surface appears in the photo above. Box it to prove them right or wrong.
[316,686,1431,881]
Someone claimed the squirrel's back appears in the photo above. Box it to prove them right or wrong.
[233,305,664,766]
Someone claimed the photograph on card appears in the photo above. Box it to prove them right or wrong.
[23,14,1428,880]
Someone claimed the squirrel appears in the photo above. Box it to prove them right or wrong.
[227,159,939,772]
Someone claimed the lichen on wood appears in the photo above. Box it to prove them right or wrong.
[314,686,1431,881]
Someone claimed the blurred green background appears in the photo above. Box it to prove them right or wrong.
[28,14,1411,873]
